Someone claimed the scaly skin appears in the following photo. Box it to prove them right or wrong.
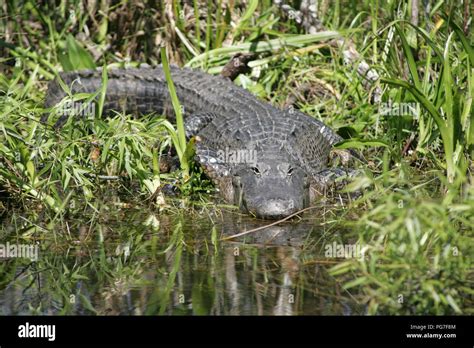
[44,66,350,219]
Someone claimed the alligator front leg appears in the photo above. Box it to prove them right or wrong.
[184,112,219,139]
[309,168,360,200]
[194,140,235,203]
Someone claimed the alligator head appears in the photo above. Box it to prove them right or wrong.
[231,160,310,220]
[197,140,314,220]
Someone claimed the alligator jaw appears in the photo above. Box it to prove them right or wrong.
[249,198,300,220]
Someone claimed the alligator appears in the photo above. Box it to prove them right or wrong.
[43,66,355,219]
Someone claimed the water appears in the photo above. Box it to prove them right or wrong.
[0,203,364,315]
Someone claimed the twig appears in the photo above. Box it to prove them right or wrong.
[463,0,471,36]
[303,259,340,265]
[221,205,320,241]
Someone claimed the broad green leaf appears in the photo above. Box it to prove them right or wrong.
[395,24,421,89]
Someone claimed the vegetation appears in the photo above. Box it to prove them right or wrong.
[0,0,472,315]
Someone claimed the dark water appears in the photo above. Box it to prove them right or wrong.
[0,204,364,315]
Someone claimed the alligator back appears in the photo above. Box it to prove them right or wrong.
[44,66,341,145]
[44,66,289,126]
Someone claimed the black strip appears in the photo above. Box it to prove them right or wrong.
[0,315,471,346]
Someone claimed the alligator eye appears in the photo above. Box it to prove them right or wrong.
[287,167,294,176]
[251,167,261,176]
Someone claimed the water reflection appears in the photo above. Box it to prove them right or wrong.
[0,207,364,315]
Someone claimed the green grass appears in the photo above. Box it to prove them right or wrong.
[0,0,472,315]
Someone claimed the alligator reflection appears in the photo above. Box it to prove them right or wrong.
[0,208,364,315]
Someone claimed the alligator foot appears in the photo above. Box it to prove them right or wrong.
[159,153,180,173]
[184,112,219,139]
[310,167,361,200]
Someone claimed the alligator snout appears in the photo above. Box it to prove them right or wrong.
[252,198,299,220]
